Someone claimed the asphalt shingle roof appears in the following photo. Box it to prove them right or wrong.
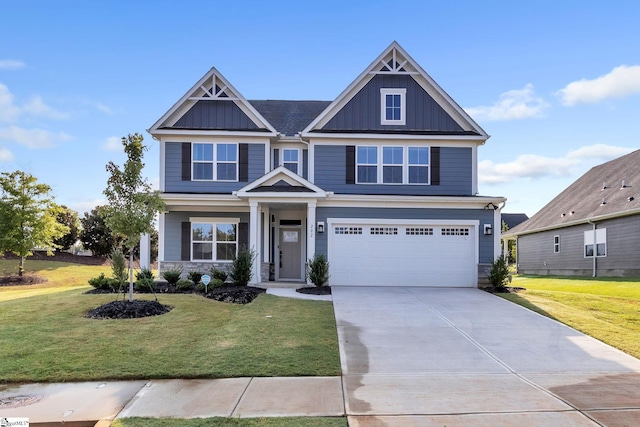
[501,213,529,230]
[508,149,640,235]
[249,100,331,136]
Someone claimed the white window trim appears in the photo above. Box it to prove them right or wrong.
[554,235,560,253]
[584,228,607,258]
[190,217,240,262]
[356,145,430,185]
[380,88,406,125]
[281,148,301,175]
[192,142,238,182]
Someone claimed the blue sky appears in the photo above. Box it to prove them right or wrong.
[1,1,639,218]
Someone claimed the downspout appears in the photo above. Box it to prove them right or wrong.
[587,220,597,277]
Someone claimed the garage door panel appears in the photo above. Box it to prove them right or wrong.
[329,222,476,287]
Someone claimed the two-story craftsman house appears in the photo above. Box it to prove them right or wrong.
[149,42,505,287]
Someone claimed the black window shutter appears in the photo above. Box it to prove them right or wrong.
[431,147,440,185]
[239,144,249,182]
[181,222,191,261]
[346,145,355,184]
[182,143,191,181]
[238,222,249,251]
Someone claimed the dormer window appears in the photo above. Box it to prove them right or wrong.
[380,88,406,125]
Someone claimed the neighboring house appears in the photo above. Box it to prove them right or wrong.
[503,149,640,277]
[501,213,529,231]
[148,42,505,287]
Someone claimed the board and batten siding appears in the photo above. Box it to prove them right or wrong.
[517,215,640,276]
[313,145,472,196]
[314,206,495,263]
[164,142,266,193]
[163,211,250,261]
[321,74,463,132]
[172,100,261,130]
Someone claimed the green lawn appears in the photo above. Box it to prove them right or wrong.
[499,275,640,359]
[0,261,340,383]
[112,417,347,427]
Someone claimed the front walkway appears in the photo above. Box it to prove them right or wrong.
[332,286,640,426]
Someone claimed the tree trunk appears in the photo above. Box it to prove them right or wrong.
[128,247,134,302]
[19,257,24,277]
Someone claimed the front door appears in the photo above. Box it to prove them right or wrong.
[279,227,302,280]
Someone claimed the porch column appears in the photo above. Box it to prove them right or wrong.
[249,201,261,284]
[306,201,316,284]
[262,206,270,263]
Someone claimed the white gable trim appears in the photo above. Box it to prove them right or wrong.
[149,67,277,134]
[234,166,328,198]
[301,41,488,138]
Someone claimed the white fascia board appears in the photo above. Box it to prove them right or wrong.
[503,208,640,238]
[235,165,326,195]
[159,140,165,192]
[150,129,277,139]
[301,132,487,143]
[327,218,479,226]
[320,194,506,209]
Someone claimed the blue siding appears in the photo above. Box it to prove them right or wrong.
[313,145,472,196]
[173,100,261,130]
[165,142,265,193]
[322,74,463,132]
[164,211,250,261]
[315,207,495,263]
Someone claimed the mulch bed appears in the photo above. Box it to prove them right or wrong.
[2,251,110,266]
[296,286,332,295]
[204,286,266,304]
[0,275,48,286]
[85,300,173,319]
[483,286,526,294]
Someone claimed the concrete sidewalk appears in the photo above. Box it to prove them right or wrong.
[0,377,345,425]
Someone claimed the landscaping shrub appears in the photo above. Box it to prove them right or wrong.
[88,273,119,292]
[229,248,255,286]
[210,267,228,283]
[176,278,194,291]
[110,249,127,291]
[136,268,154,281]
[187,271,203,284]
[134,278,155,292]
[195,278,223,293]
[307,253,330,287]
[488,256,511,290]
[162,267,183,285]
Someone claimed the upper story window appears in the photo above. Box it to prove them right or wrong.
[380,88,406,125]
[192,143,237,181]
[356,145,430,185]
[282,148,300,174]
[357,146,378,183]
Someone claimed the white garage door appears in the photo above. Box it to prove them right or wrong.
[328,221,477,287]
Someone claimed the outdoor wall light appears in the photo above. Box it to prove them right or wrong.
[483,224,493,235]
[317,221,325,233]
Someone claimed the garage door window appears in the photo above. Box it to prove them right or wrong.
[442,227,470,236]
[335,226,363,235]
[406,227,433,235]
[370,227,398,235]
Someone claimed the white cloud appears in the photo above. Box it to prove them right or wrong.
[465,84,549,121]
[104,136,122,151]
[0,59,25,70]
[0,147,13,162]
[479,144,633,185]
[558,65,640,106]
[0,83,69,122]
[69,198,106,215]
[95,102,114,114]
[0,125,72,148]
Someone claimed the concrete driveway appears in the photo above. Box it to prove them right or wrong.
[332,287,640,426]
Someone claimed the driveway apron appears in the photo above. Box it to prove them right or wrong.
[332,287,640,427]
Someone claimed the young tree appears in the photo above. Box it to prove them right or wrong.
[54,205,81,251]
[103,133,165,302]
[0,171,68,276]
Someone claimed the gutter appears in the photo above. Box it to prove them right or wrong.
[587,219,597,277]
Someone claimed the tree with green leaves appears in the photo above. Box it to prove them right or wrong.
[103,133,165,302]
[53,205,81,251]
[0,171,68,276]
[80,205,123,257]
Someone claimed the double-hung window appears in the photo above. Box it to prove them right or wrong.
[584,228,606,257]
[380,88,406,125]
[356,145,430,184]
[357,146,378,183]
[282,149,300,174]
[192,143,237,181]
[554,235,560,253]
[192,221,237,261]
[382,146,403,183]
